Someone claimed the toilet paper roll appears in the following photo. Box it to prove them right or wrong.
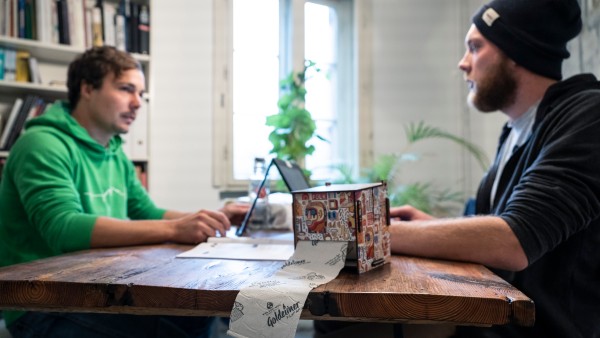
[227,240,348,338]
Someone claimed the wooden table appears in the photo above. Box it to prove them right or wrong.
[0,243,534,328]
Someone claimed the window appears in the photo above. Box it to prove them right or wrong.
[213,0,364,189]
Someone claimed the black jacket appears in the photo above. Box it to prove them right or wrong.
[460,74,600,338]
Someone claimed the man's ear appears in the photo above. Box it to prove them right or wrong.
[80,81,95,100]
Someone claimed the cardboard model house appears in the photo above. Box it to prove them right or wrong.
[291,182,391,273]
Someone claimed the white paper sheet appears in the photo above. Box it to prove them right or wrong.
[176,236,294,261]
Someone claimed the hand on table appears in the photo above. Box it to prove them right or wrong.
[389,205,435,222]
[171,210,231,243]
[220,202,251,225]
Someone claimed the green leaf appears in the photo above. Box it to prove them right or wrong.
[266,60,339,179]
[327,121,490,217]
[331,164,356,184]
[404,121,489,170]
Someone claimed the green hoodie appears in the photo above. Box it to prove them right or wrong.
[0,101,166,326]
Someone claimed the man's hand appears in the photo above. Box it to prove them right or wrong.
[220,202,250,225]
[171,210,232,243]
[389,205,435,221]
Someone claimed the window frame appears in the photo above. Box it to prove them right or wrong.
[212,0,372,190]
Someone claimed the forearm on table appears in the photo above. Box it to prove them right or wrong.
[162,210,190,220]
[389,215,528,271]
[90,217,175,247]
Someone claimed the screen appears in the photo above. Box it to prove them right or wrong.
[272,158,311,191]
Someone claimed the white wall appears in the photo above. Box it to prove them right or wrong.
[149,0,222,211]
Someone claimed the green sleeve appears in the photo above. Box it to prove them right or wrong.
[10,132,96,253]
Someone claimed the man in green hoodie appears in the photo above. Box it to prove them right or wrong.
[0,46,245,338]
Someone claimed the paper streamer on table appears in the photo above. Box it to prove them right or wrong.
[227,240,348,338]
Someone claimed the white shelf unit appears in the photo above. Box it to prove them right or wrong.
[0,36,150,64]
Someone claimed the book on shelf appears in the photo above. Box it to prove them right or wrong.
[56,0,71,45]
[82,0,98,48]
[0,47,4,80]
[114,9,126,51]
[96,0,105,41]
[119,0,129,49]
[15,49,30,82]
[0,97,24,149]
[10,0,18,38]
[17,0,25,38]
[24,96,47,121]
[0,95,47,151]
[27,55,41,83]
[138,4,149,54]
[68,0,86,48]
[0,1,4,36]
[127,1,139,53]
[3,48,16,81]
[3,94,37,149]
[0,0,6,36]
[35,0,53,43]
[49,0,60,43]
[91,4,103,47]
[102,1,116,47]
[82,1,91,47]
[24,0,35,40]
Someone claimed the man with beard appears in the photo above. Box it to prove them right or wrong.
[389,0,600,337]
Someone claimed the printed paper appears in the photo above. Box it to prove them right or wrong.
[227,240,348,338]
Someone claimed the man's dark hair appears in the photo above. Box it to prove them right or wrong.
[67,46,142,108]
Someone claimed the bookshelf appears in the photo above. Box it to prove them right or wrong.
[0,78,68,97]
[0,0,151,188]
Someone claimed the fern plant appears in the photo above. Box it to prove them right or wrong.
[336,121,489,216]
[404,121,488,170]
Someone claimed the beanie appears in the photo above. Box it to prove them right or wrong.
[472,0,582,80]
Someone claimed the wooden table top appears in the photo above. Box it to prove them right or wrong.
[0,243,535,327]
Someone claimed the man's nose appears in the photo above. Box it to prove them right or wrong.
[458,52,471,73]
[131,94,142,109]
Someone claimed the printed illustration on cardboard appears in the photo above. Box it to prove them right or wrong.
[292,183,391,273]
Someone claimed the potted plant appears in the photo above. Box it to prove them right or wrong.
[265,60,325,176]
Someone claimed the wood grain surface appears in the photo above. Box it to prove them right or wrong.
[0,244,534,326]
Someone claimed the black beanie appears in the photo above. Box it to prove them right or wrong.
[472,0,582,80]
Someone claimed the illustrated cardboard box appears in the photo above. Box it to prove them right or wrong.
[291,182,391,273]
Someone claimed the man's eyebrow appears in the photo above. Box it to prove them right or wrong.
[465,36,483,47]
[116,81,141,90]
